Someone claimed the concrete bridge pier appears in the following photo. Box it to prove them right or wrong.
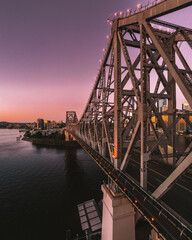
[64,130,70,141]
[64,130,74,141]
[101,184,136,240]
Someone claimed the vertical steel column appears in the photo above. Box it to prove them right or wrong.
[93,120,97,150]
[102,67,107,157]
[147,72,150,137]
[140,23,149,189]
[168,45,176,165]
[93,89,98,151]
[114,25,122,169]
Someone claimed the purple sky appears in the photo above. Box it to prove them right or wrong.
[0,0,191,122]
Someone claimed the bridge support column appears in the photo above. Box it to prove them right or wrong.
[168,46,176,166]
[65,130,70,141]
[101,184,135,240]
[114,28,122,169]
[140,23,149,190]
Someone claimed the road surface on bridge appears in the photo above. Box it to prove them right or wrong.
[126,153,192,225]
[67,130,192,240]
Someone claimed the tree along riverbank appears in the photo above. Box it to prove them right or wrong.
[22,137,79,147]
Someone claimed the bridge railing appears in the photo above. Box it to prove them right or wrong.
[108,0,167,21]
[66,129,192,240]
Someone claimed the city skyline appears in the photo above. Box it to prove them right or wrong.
[0,0,192,122]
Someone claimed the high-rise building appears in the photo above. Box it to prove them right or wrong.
[157,99,167,112]
[44,120,51,129]
[37,119,44,130]
[182,101,192,111]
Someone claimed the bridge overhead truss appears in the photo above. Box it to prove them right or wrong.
[68,0,192,193]
[66,1,192,238]
[66,111,78,125]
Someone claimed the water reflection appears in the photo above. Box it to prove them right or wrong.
[0,130,106,239]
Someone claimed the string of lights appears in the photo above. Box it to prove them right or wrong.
[107,0,167,22]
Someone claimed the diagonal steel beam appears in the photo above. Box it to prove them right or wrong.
[94,120,101,153]
[118,31,141,102]
[147,46,169,93]
[148,98,171,141]
[152,152,192,199]
[122,53,140,88]
[173,44,192,80]
[120,121,141,171]
[88,122,94,148]
[103,118,114,162]
[143,21,192,109]
[80,34,114,121]
[176,142,192,167]
[149,113,182,154]
[122,115,136,141]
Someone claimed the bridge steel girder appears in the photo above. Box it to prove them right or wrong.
[66,111,78,125]
[66,1,192,230]
[139,23,149,189]
[113,27,122,169]
[66,129,192,240]
[65,1,192,238]
[68,18,192,182]
[120,120,141,171]
[143,21,192,109]
[68,17,192,186]
[152,152,192,199]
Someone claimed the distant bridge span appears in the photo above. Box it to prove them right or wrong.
[66,0,192,239]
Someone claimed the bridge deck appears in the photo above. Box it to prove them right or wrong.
[127,153,192,224]
[68,130,192,240]
[118,0,192,27]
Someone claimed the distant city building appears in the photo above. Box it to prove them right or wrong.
[151,99,192,133]
[33,122,37,129]
[161,105,168,112]
[181,101,192,133]
[176,118,186,132]
[157,99,167,112]
[37,119,44,130]
[25,122,37,129]
[51,120,57,128]
[58,120,65,128]
[44,120,51,129]
[182,101,192,111]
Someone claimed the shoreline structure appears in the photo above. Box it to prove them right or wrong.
[22,137,79,147]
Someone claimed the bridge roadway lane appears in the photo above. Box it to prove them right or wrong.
[68,131,192,240]
[127,153,192,225]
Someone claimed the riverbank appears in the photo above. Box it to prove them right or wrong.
[22,137,80,147]
[0,129,106,240]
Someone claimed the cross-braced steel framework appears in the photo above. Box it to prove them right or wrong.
[67,0,192,196]
[66,111,78,125]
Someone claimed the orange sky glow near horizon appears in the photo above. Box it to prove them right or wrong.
[0,0,191,123]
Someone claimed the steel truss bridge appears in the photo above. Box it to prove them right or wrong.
[66,1,192,239]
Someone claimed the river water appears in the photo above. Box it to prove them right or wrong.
[0,129,106,240]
